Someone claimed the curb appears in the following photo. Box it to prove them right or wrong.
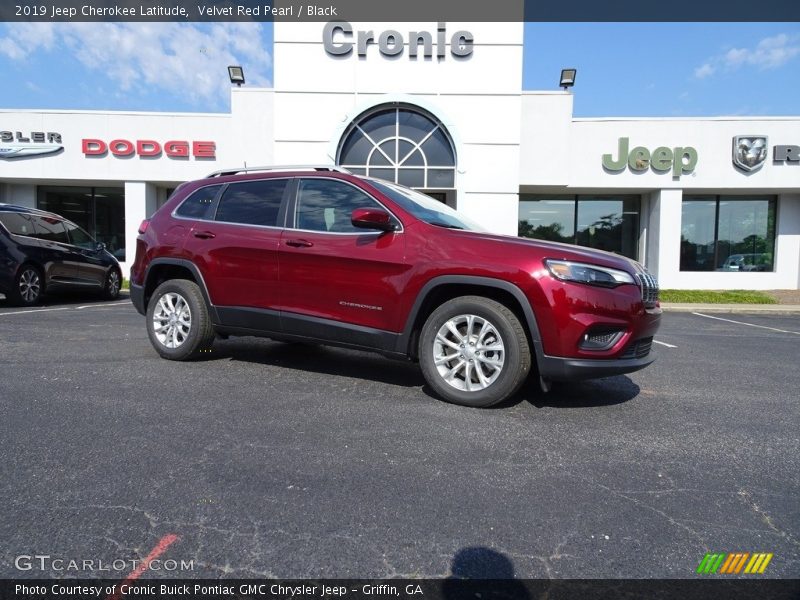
[661,304,800,315]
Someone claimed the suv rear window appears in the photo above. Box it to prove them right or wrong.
[0,213,37,236]
[175,185,221,220]
[215,179,288,227]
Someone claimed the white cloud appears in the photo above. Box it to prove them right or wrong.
[693,63,715,79]
[694,32,800,79]
[0,22,272,108]
[0,23,56,60]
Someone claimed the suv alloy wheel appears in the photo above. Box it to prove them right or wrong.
[418,296,531,407]
[11,265,43,306]
[104,269,122,300]
[146,279,216,360]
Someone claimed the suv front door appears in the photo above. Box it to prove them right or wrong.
[279,177,408,346]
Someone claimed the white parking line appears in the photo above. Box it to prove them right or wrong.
[692,312,800,335]
[0,300,132,316]
[653,340,677,348]
[76,301,132,310]
[0,307,72,316]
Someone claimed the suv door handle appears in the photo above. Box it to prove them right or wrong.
[193,231,216,240]
[285,239,313,248]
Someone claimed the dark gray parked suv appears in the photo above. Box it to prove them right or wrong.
[0,204,122,306]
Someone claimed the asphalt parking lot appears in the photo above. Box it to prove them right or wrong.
[0,294,798,580]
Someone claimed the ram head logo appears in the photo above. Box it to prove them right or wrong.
[732,136,768,172]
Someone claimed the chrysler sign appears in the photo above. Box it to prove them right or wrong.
[0,130,63,159]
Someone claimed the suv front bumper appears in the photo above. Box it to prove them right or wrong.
[538,353,655,381]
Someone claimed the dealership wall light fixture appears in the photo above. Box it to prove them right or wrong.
[560,68,577,90]
[228,66,245,86]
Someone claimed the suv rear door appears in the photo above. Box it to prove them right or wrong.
[180,177,290,330]
[278,177,409,345]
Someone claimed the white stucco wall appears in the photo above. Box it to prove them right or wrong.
[272,21,524,234]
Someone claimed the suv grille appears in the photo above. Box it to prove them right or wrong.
[620,337,653,360]
[636,270,659,308]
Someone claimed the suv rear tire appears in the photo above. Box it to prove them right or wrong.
[8,265,43,307]
[418,295,531,407]
[146,279,215,360]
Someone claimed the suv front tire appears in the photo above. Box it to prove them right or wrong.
[418,296,531,407]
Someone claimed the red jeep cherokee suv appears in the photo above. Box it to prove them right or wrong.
[131,166,660,407]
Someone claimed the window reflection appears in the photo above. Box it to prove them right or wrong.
[518,195,640,260]
[680,196,776,272]
[38,186,126,260]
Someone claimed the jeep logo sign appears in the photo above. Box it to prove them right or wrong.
[323,21,474,59]
[603,137,698,178]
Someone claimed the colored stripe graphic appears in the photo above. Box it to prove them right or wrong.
[698,552,773,575]
[719,553,736,573]
[744,553,774,574]
[697,553,725,574]
[732,553,750,574]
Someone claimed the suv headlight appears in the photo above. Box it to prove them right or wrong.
[544,259,635,288]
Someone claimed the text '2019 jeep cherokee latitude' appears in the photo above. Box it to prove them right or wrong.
[131,166,661,407]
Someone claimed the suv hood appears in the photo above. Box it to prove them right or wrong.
[459,230,643,274]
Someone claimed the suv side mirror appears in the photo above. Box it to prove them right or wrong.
[95,241,106,252]
[351,207,398,232]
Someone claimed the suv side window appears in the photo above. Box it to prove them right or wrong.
[64,221,95,249]
[215,179,288,227]
[32,216,69,244]
[175,185,221,220]
[0,213,37,237]
[296,179,386,233]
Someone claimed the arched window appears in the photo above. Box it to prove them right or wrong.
[337,105,456,189]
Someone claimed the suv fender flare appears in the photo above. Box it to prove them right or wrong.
[142,258,220,323]
[398,275,544,363]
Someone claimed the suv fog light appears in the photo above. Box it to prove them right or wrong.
[579,328,625,351]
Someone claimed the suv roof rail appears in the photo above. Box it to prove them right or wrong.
[206,165,351,178]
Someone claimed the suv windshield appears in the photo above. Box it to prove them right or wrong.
[368,180,486,232]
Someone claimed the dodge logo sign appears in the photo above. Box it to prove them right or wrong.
[732,135,768,172]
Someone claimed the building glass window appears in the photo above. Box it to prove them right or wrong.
[38,186,125,261]
[518,195,641,260]
[338,104,456,189]
[681,196,776,272]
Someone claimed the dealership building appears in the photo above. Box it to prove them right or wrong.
[1,22,798,289]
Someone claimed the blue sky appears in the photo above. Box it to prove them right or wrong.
[0,22,798,116]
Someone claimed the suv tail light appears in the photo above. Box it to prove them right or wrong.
[138,219,150,234]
